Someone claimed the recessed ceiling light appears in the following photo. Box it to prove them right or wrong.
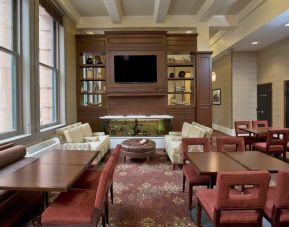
[251,41,259,45]
[285,23,289,27]
[86,31,94,35]
[186,30,193,34]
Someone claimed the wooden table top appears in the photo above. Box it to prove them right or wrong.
[37,150,99,166]
[224,151,289,173]
[0,162,86,191]
[241,127,269,135]
[186,152,248,175]
[0,150,99,192]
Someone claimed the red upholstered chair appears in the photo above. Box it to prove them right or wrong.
[72,145,121,224]
[196,171,270,227]
[181,138,210,209]
[0,142,14,151]
[252,120,269,142]
[252,120,268,127]
[265,170,289,227]
[73,144,121,203]
[254,129,289,161]
[216,137,245,152]
[234,121,255,150]
[41,161,112,226]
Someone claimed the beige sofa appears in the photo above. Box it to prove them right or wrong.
[164,122,213,169]
[56,123,110,165]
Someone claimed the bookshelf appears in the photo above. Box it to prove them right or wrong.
[80,52,106,107]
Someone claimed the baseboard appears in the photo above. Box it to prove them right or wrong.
[212,123,235,136]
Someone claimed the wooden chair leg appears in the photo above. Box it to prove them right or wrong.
[182,174,186,192]
[110,184,113,204]
[105,193,109,224]
[197,200,202,227]
[173,164,176,170]
[102,212,106,227]
[189,184,192,210]
[283,151,286,161]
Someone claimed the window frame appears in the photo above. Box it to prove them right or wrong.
[38,10,60,129]
[0,0,20,139]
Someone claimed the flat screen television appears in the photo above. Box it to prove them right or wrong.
[114,55,157,83]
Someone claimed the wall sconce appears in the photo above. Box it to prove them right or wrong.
[212,71,216,82]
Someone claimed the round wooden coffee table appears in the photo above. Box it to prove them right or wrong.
[121,138,156,162]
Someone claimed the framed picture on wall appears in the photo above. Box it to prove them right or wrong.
[212,89,221,105]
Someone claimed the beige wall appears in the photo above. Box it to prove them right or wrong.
[212,53,232,129]
[64,16,77,124]
[257,37,289,128]
[232,52,257,123]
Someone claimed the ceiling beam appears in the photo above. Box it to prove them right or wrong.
[197,0,232,22]
[209,30,228,46]
[237,0,266,22]
[153,0,171,23]
[211,0,289,58]
[102,0,122,24]
[55,0,80,24]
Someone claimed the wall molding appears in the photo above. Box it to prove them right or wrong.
[212,123,235,136]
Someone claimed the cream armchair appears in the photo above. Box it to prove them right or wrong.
[165,122,211,169]
[56,123,110,165]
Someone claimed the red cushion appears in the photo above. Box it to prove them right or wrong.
[183,164,210,185]
[254,143,285,153]
[287,142,289,150]
[197,188,261,224]
[41,189,96,225]
[196,189,215,220]
[265,187,289,223]
[73,169,101,190]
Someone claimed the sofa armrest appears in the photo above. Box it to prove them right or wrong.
[63,143,91,150]
[169,131,181,136]
[92,132,105,136]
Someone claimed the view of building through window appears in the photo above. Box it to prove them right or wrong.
[39,5,56,126]
[0,0,15,134]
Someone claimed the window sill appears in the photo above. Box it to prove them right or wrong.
[0,123,66,146]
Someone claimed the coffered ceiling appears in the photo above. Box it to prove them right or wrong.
[56,0,289,58]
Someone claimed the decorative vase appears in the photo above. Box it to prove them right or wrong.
[178,71,185,78]
[169,72,175,78]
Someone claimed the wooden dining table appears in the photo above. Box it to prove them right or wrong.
[186,152,248,187]
[0,150,99,208]
[241,127,269,141]
[187,151,289,188]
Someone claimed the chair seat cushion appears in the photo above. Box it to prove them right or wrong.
[254,143,285,153]
[265,187,289,223]
[183,164,210,185]
[41,189,96,225]
[197,188,261,224]
[73,169,101,190]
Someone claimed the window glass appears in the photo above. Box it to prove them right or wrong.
[0,52,15,133]
[39,65,56,126]
[0,0,13,50]
[39,6,54,67]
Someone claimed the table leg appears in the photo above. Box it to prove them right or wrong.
[209,175,215,189]
[43,192,49,209]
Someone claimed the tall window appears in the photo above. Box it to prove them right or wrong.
[39,5,58,127]
[0,0,16,135]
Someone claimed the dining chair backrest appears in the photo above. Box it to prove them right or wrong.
[181,138,209,161]
[266,129,289,149]
[274,170,289,208]
[215,170,270,210]
[234,121,252,136]
[94,152,117,210]
[252,120,268,128]
[216,137,245,152]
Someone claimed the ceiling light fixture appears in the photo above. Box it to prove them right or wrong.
[251,41,259,45]
[285,23,289,27]
[185,30,193,34]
